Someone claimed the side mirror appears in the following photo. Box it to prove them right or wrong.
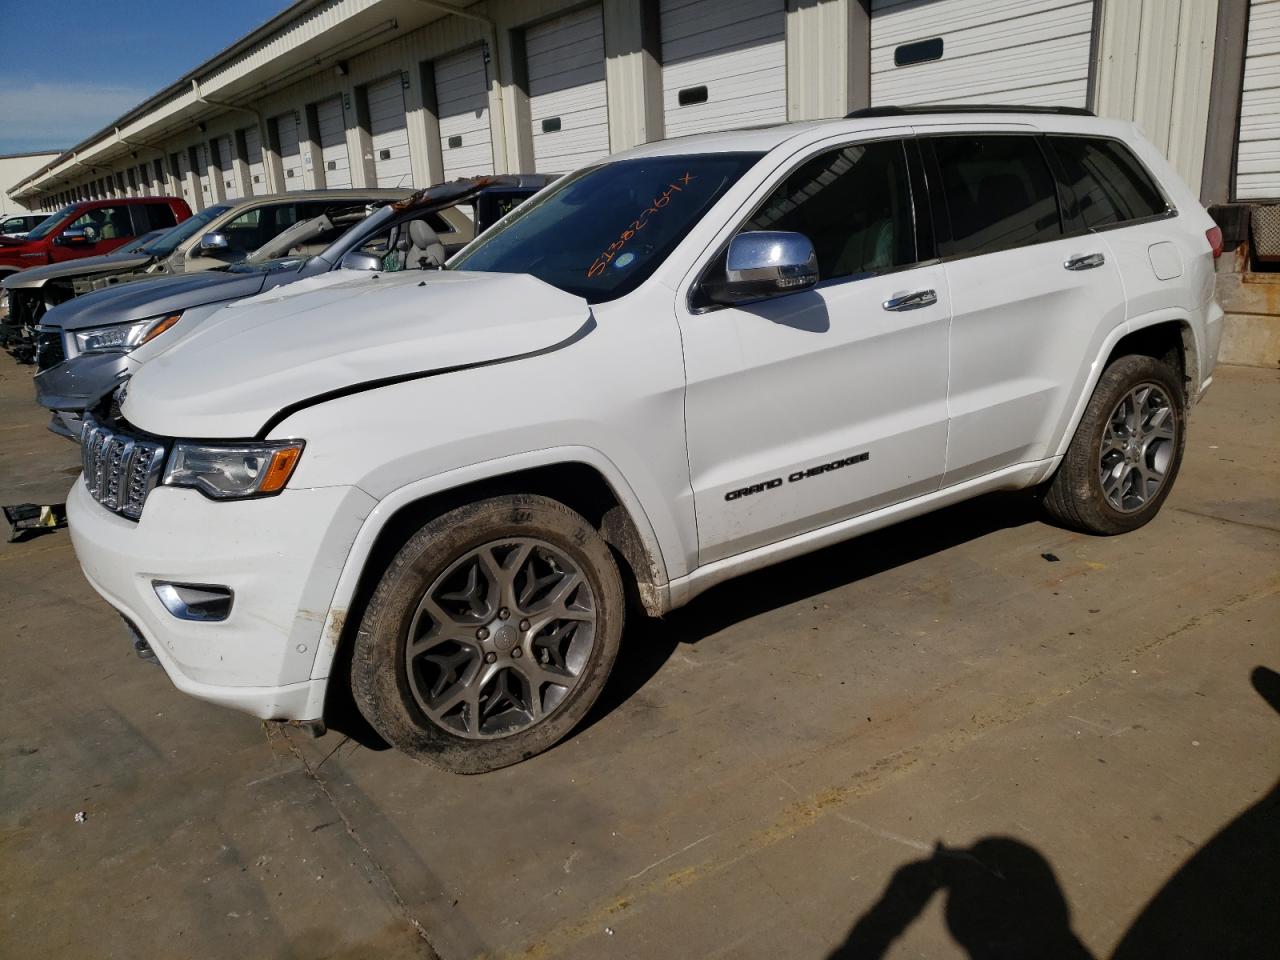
[339,250,383,272]
[199,231,230,253]
[56,228,91,247]
[709,231,819,304]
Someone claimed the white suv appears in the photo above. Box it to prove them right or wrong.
[68,107,1224,773]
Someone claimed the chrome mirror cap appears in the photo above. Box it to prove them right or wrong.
[713,231,819,304]
[339,250,383,272]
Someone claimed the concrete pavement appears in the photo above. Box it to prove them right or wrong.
[1,354,1276,959]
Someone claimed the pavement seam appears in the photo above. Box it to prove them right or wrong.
[1174,507,1280,534]
[280,728,443,960]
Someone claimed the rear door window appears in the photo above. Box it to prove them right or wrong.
[928,135,1063,258]
[1047,136,1169,229]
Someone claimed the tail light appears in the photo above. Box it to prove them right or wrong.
[1206,225,1223,259]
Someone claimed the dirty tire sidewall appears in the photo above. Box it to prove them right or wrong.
[1044,354,1187,535]
[351,494,624,774]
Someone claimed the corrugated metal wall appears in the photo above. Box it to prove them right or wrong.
[10,0,1254,210]
[1093,0,1220,197]
[1237,0,1280,199]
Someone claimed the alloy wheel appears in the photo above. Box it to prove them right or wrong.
[1098,382,1177,513]
[404,538,596,739]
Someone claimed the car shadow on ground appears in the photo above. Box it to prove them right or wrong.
[581,488,1045,734]
[825,666,1280,960]
[326,489,1044,752]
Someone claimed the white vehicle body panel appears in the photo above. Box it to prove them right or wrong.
[68,112,1223,723]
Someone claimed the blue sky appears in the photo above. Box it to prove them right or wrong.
[0,0,288,154]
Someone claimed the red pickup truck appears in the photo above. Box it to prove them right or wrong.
[0,197,191,281]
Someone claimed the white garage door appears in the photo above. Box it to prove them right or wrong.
[659,0,786,138]
[1237,0,1280,199]
[275,112,304,191]
[195,143,213,203]
[315,96,352,189]
[436,47,495,181]
[368,75,414,188]
[871,0,1095,108]
[216,134,241,199]
[526,6,610,173]
[244,126,266,195]
[176,150,194,206]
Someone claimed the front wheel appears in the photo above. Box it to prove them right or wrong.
[350,494,624,773]
[1043,354,1186,535]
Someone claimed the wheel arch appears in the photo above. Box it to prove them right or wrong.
[310,449,671,687]
[1052,308,1198,463]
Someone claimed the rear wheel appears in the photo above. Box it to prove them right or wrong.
[351,494,624,773]
[1043,354,1186,535]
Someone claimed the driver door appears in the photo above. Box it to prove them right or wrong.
[676,134,952,566]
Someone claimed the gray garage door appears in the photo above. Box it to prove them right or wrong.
[243,126,266,195]
[274,112,304,191]
[871,0,1095,108]
[1237,0,1280,199]
[216,134,241,199]
[659,0,787,138]
[526,6,610,173]
[368,75,414,188]
[315,96,353,189]
[436,46,495,181]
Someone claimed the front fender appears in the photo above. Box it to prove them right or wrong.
[307,445,672,681]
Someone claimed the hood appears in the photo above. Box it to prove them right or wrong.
[3,250,156,289]
[43,270,272,332]
[125,270,591,438]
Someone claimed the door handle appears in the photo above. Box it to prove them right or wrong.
[882,289,938,312]
[1064,252,1106,271]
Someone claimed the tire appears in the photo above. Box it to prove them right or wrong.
[351,494,625,774]
[1043,354,1186,535]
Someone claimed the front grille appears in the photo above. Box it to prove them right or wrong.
[81,418,167,521]
[34,325,65,371]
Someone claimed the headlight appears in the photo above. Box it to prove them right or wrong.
[74,313,182,354]
[162,440,304,499]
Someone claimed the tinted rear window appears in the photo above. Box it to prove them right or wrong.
[1048,136,1169,228]
[145,204,179,230]
[930,135,1063,258]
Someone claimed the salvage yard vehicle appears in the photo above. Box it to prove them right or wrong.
[3,189,404,353]
[0,197,190,285]
[68,107,1223,774]
[32,175,550,438]
[0,212,52,239]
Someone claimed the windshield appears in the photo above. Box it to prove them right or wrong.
[24,205,78,241]
[449,153,761,302]
[139,204,231,256]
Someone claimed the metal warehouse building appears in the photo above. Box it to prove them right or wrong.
[6,0,1279,358]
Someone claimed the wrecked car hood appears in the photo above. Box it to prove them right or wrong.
[44,270,273,331]
[125,270,591,438]
[2,250,156,289]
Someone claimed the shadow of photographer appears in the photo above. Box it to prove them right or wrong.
[829,666,1280,960]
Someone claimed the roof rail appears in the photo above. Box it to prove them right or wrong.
[845,104,1095,119]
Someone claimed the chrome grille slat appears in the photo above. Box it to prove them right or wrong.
[79,417,166,521]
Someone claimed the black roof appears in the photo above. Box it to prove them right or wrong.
[846,104,1095,119]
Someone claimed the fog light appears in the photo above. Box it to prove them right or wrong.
[153,581,234,622]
